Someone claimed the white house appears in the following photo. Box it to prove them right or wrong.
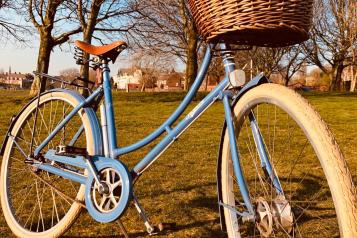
[113,68,142,90]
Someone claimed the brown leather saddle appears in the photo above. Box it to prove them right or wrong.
[75,40,127,63]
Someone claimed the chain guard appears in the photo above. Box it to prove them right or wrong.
[85,157,132,223]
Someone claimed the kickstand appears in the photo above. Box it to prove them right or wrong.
[116,219,129,238]
[132,193,176,235]
[132,194,156,235]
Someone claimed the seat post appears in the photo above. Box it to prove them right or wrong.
[101,59,118,158]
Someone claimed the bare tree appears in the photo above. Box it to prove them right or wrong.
[0,1,28,42]
[75,0,139,96]
[247,47,287,78]
[131,49,174,91]
[27,0,82,95]
[134,0,198,90]
[279,46,307,86]
[207,57,224,86]
[304,0,357,91]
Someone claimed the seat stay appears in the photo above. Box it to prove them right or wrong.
[33,87,104,157]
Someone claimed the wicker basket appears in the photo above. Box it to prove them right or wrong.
[188,0,313,47]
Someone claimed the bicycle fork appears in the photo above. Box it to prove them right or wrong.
[221,92,284,222]
[222,93,255,218]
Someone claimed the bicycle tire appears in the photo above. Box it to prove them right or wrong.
[219,84,357,237]
[1,90,100,238]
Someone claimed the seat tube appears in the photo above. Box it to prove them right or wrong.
[102,60,117,158]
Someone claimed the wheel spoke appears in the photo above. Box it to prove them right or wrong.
[221,92,343,238]
[2,96,88,234]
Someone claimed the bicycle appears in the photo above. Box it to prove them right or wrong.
[1,1,357,237]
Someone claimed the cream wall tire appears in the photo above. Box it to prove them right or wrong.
[0,90,100,238]
[220,84,357,237]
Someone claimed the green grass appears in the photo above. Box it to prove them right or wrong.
[0,89,356,237]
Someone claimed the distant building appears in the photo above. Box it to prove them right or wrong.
[342,65,357,91]
[0,67,33,89]
[157,70,184,91]
[342,65,357,82]
[199,75,224,92]
[113,68,141,91]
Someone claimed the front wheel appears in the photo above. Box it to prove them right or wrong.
[219,84,357,237]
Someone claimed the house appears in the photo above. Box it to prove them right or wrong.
[199,75,224,92]
[342,65,357,91]
[0,67,33,89]
[113,68,142,90]
[157,71,184,91]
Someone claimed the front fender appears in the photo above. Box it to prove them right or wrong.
[217,74,269,230]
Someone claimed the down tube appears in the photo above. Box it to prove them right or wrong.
[133,77,230,175]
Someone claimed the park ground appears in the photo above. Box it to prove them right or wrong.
[0,89,356,237]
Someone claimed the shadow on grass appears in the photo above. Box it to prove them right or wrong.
[64,218,224,238]
[137,181,217,199]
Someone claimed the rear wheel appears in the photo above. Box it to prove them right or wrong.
[219,84,357,237]
[0,91,97,238]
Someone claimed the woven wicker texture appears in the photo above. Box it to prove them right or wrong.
[188,0,313,47]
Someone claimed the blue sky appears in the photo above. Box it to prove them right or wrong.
[0,4,182,77]
[0,6,137,76]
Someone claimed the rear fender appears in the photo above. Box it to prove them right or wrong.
[0,89,103,156]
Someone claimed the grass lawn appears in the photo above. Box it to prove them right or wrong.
[0,89,356,237]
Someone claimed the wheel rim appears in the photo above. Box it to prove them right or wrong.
[224,102,339,237]
[3,96,86,234]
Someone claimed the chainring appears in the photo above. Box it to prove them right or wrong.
[85,157,132,223]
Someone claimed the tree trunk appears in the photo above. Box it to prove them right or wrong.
[30,34,53,96]
[184,22,198,91]
[328,70,335,92]
[205,75,208,91]
[333,64,344,91]
[79,33,92,97]
[78,2,103,97]
[284,74,289,86]
[185,22,198,90]
[350,70,357,92]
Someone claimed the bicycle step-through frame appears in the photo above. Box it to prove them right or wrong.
[1,43,279,227]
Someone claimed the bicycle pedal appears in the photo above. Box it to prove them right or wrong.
[55,145,87,157]
[24,159,34,164]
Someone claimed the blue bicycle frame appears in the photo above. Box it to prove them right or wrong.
[31,43,281,219]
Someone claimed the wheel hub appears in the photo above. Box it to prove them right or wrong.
[98,182,110,195]
[271,195,294,233]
